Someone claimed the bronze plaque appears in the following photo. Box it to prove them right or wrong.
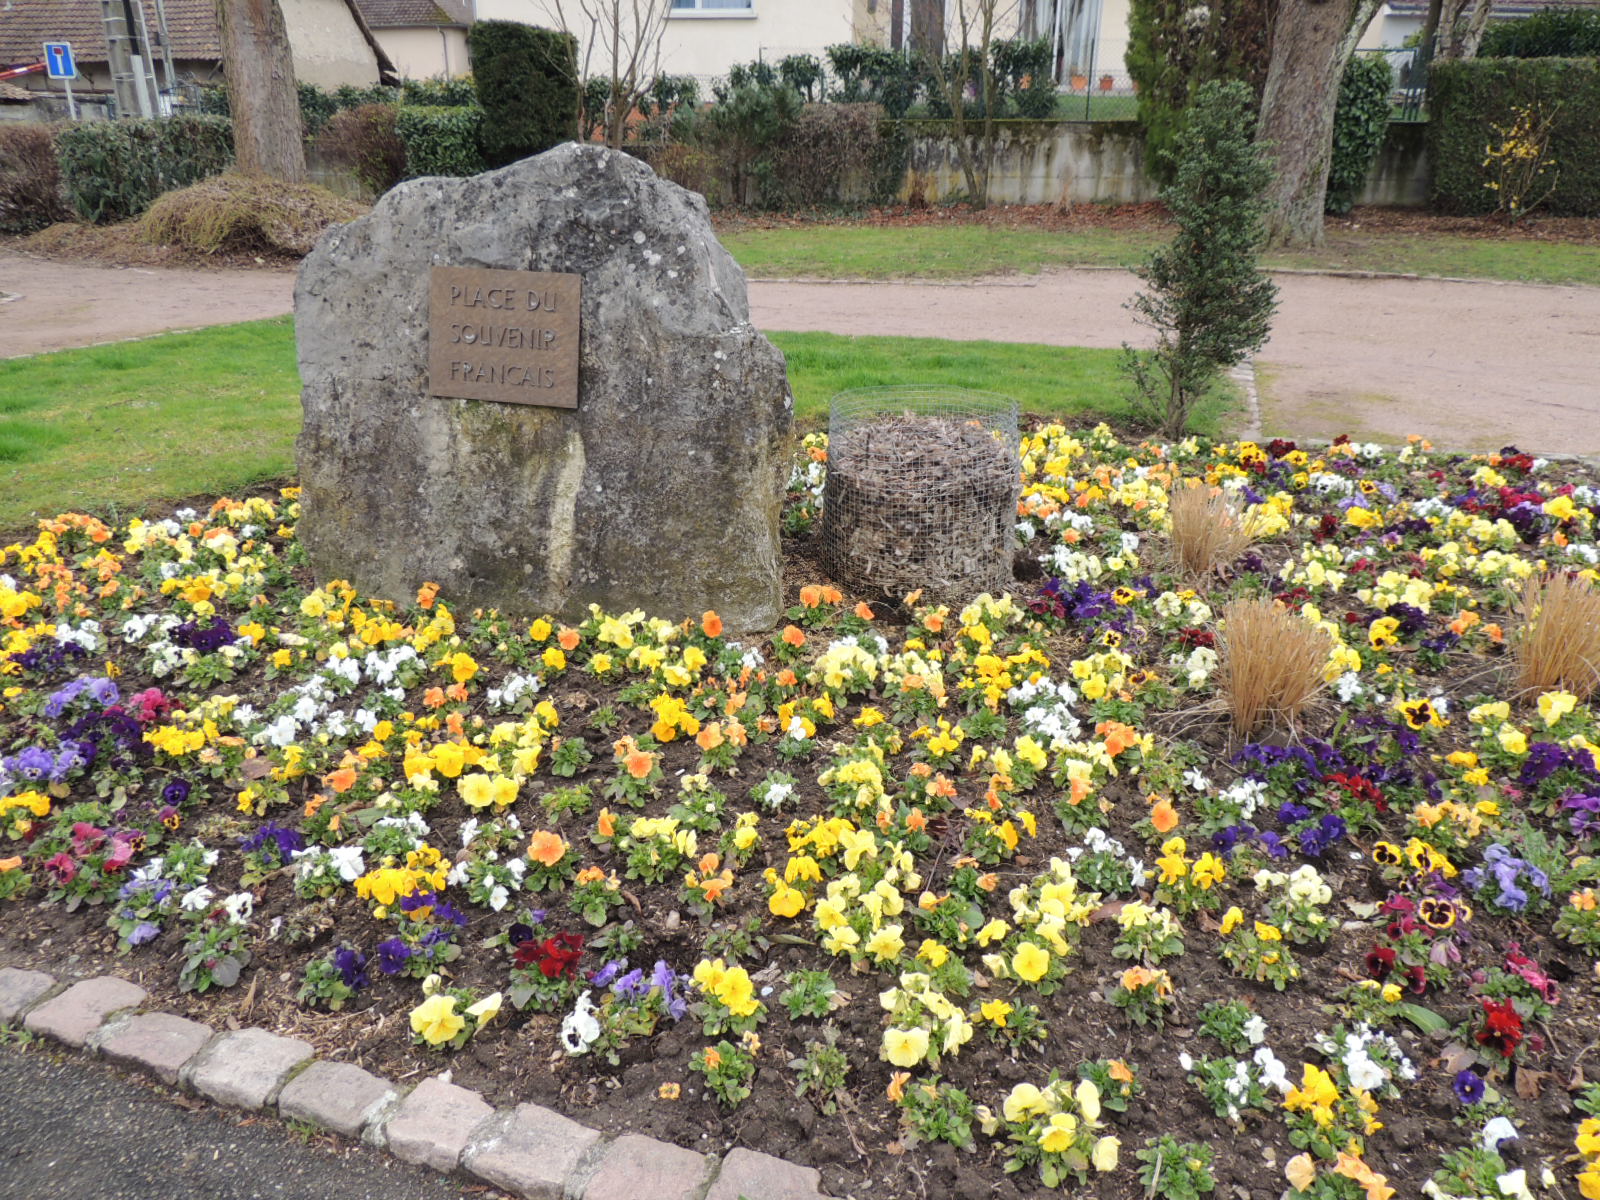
[428,266,581,408]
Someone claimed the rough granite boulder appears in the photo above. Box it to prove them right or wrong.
[295,143,793,631]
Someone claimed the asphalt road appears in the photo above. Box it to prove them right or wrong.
[0,1042,491,1200]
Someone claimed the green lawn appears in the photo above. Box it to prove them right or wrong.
[722,225,1159,280]
[721,223,1600,287]
[3,322,1225,536]
[0,318,303,537]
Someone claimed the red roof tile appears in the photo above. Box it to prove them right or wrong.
[0,0,219,67]
[353,0,471,28]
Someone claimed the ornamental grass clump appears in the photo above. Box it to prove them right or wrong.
[1513,572,1600,699]
[1167,480,1255,578]
[1218,598,1332,737]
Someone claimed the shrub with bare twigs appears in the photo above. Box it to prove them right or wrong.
[1218,597,1332,737]
[1168,480,1256,578]
[1514,572,1600,698]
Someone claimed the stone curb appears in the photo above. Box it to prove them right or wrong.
[0,965,836,1200]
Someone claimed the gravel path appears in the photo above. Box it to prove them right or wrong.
[4,250,1596,453]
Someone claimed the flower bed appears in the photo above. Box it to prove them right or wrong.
[3,425,1600,1200]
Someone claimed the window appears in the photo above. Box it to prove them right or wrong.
[670,0,754,11]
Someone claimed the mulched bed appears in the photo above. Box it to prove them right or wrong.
[4,426,1600,1200]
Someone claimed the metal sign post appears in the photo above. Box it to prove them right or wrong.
[43,41,78,120]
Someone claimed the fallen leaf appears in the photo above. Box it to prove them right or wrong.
[1515,1068,1550,1100]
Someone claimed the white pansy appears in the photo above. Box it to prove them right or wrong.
[559,991,602,1055]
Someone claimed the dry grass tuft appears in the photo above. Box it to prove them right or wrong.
[1219,597,1333,737]
[1514,572,1600,699]
[1168,479,1256,578]
[142,173,367,257]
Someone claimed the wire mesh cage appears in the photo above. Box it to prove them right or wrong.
[820,387,1021,601]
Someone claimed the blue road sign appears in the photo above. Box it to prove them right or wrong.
[43,42,76,80]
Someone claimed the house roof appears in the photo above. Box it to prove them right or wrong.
[0,0,219,66]
[352,0,471,28]
[0,0,397,82]
[0,80,35,102]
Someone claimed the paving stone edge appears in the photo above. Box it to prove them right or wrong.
[0,965,832,1200]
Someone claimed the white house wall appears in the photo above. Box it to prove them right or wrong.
[376,26,471,78]
[476,0,858,85]
[471,0,1136,86]
[281,0,387,87]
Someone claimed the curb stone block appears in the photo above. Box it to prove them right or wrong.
[581,1133,714,1200]
[706,1148,829,1200]
[186,1027,314,1110]
[96,1012,215,1086]
[382,1075,495,1174]
[465,1102,602,1200]
[0,967,57,1024]
[23,976,146,1047]
[278,1060,396,1138]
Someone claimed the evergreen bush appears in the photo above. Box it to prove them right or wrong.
[396,105,487,178]
[1479,7,1600,58]
[826,44,924,118]
[55,114,234,224]
[1122,80,1277,439]
[1126,0,1274,184]
[468,20,578,167]
[1326,54,1395,214]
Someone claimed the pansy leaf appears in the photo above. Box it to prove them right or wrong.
[1396,1002,1448,1035]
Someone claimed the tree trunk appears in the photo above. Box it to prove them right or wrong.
[216,0,306,183]
[1418,0,1445,67]
[1437,0,1494,59]
[1257,0,1381,247]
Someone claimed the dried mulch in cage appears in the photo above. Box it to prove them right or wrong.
[822,413,1017,600]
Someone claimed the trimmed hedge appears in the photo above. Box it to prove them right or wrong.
[1428,57,1600,215]
[397,105,487,178]
[467,20,577,167]
[1479,8,1600,58]
[55,113,234,223]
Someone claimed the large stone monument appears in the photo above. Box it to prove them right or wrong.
[295,143,793,631]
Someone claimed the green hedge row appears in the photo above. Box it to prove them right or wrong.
[1479,8,1600,58]
[1428,57,1600,216]
[54,114,233,223]
[396,106,487,178]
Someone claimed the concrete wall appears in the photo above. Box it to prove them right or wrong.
[375,26,471,79]
[900,118,1429,208]
[282,0,386,88]
[1358,120,1428,207]
[901,120,1157,205]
